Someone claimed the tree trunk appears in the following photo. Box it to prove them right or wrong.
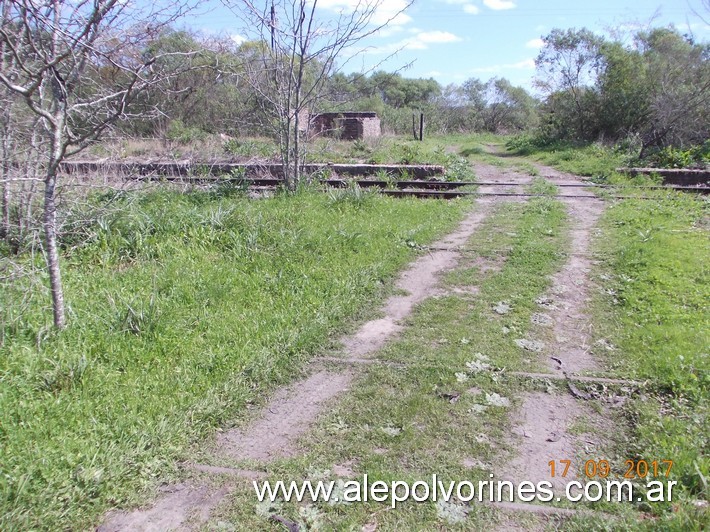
[292,112,301,189]
[43,170,65,328]
[1,145,8,240]
[0,0,10,241]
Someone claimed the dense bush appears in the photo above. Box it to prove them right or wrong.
[165,119,207,144]
[647,141,710,169]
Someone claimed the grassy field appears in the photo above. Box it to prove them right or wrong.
[0,186,466,529]
[506,138,709,528]
[591,193,709,529]
[212,194,576,530]
[504,135,629,179]
[96,134,479,181]
[1,133,707,529]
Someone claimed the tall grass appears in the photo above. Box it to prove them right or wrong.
[505,135,629,179]
[594,192,709,526]
[0,188,465,529]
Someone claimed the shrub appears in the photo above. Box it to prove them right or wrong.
[648,142,710,169]
[165,120,207,144]
[444,155,475,182]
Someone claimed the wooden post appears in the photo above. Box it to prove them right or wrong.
[419,113,424,141]
[412,114,417,140]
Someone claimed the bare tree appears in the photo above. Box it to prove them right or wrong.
[224,0,412,189]
[688,0,710,27]
[0,0,13,241]
[0,0,193,328]
[636,27,710,157]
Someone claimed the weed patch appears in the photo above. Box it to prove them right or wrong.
[0,190,465,530]
[592,193,709,525]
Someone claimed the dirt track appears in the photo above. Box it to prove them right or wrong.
[100,154,615,531]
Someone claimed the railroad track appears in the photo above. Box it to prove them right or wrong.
[128,175,709,199]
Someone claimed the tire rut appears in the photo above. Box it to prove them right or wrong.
[99,189,519,531]
[496,162,611,527]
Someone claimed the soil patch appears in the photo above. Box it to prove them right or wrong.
[98,188,514,530]
[501,392,583,492]
[217,370,354,461]
[533,164,605,374]
[343,205,495,356]
[496,160,608,522]
[99,484,230,532]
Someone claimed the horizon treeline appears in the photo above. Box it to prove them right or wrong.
[108,25,708,157]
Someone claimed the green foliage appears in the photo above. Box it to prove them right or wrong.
[165,119,207,144]
[349,139,372,159]
[535,28,603,140]
[505,134,627,178]
[127,30,248,137]
[326,182,374,208]
[0,189,464,530]
[444,155,476,182]
[595,194,709,523]
[505,133,560,155]
[648,141,710,169]
[367,71,441,108]
[222,138,276,158]
[535,26,709,154]
[526,177,558,195]
[397,142,422,164]
[459,77,539,133]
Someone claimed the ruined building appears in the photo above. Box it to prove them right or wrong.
[309,112,381,140]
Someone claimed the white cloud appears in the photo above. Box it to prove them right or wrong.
[316,0,413,27]
[463,4,480,14]
[469,58,534,73]
[483,0,516,10]
[365,30,463,54]
[418,30,462,44]
[231,34,246,45]
[525,38,544,48]
[373,25,406,38]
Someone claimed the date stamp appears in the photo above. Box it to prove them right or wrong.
[548,459,674,479]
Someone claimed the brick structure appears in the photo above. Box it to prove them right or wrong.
[310,112,381,140]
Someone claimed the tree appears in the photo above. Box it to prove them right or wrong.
[127,30,254,137]
[635,28,710,156]
[481,78,537,133]
[458,77,537,133]
[535,28,603,140]
[0,0,193,328]
[595,41,649,139]
[223,0,413,189]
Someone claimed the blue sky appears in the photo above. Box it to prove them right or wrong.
[190,0,710,90]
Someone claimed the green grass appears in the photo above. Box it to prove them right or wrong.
[505,135,628,179]
[500,137,708,527]
[0,188,466,530]
[208,196,576,530]
[590,192,709,528]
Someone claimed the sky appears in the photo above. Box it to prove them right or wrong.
[187,0,710,91]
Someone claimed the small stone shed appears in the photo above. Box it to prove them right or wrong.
[310,112,381,140]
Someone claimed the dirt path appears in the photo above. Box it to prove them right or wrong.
[100,153,617,530]
[495,162,611,528]
[100,177,524,530]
